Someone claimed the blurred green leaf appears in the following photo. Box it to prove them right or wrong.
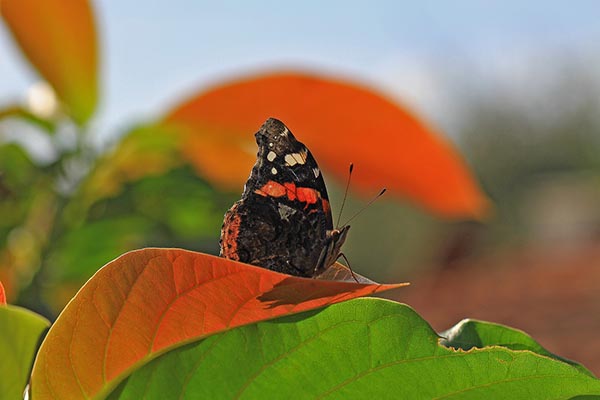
[48,216,155,282]
[68,123,183,225]
[0,144,38,243]
[0,305,49,399]
[43,216,157,312]
[0,104,56,132]
[0,143,37,191]
[110,298,600,399]
[130,167,227,239]
[440,318,593,377]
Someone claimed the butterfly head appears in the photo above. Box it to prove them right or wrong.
[255,118,302,156]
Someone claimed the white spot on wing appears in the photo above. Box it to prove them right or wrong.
[271,167,278,175]
[299,148,308,162]
[292,152,306,165]
[268,142,274,148]
[284,154,297,166]
[278,203,296,221]
[313,168,320,178]
[284,151,307,166]
[267,151,277,162]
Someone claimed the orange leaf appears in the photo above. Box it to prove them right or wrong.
[0,281,5,305]
[31,248,405,399]
[163,71,489,219]
[2,0,99,124]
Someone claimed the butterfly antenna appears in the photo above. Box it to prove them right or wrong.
[335,163,353,229]
[340,188,386,227]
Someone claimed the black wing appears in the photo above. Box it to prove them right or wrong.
[220,118,343,277]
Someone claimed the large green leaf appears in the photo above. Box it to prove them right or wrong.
[0,305,49,399]
[110,298,600,399]
[440,318,594,377]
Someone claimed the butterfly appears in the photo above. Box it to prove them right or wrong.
[219,118,349,277]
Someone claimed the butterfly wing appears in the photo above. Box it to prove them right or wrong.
[220,118,346,277]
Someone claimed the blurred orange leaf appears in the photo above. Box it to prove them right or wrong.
[0,281,5,305]
[31,248,405,399]
[163,72,488,219]
[1,0,99,124]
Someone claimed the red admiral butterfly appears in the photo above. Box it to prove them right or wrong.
[219,118,349,277]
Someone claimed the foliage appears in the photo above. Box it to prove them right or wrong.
[31,249,404,399]
[28,251,600,399]
[0,0,485,315]
[0,1,597,399]
[111,299,599,399]
[0,305,49,399]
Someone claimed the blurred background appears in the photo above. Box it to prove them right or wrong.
[2,1,600,373]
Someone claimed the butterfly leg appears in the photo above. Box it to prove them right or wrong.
[337,253,359,283]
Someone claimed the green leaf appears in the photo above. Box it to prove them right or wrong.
[0,144,38,242]
[110,298,600,399]
[0,305,50,399]
[129,167,229,239]
[0,104,56,132]
[440,319,594,377]
[47,216,155,281]
[66,123,183,224]
[0,143,37,191]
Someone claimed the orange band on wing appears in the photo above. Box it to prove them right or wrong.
[221,205,242,261]
[322,198,330,214]
[284,183,297,201]
[255,181,322,206]
[296,187,319,204]
[254,181,288,197]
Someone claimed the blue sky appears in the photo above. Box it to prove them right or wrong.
[2,1,600,140]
